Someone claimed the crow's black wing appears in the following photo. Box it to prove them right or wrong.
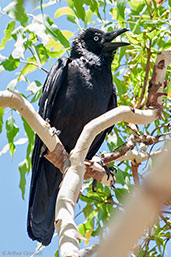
[87,85,117,160]
[27,57,70,246]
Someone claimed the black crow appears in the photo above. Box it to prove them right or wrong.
[27,27,129,246]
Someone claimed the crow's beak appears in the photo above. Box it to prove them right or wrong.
[102,28,130,52]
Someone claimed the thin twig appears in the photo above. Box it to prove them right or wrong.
[160,214,171,229]
[151,122,171,135]
[20,60,48,73]
[136,40,152,108]
[161,210,171,215]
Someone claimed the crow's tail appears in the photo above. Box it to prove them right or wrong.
[27,157,62,246]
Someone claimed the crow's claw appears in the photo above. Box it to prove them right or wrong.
[92,179,97,192]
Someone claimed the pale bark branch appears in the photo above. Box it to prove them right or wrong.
[0,90,60,152]
[79,244,98,257]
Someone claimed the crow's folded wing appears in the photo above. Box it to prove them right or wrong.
[27,57,70,246]
[87,85,117,159]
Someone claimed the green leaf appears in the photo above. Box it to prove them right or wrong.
[22,117,34,172]
[18,160,27,199]
[161,40,171,50]
[73,0,86,21]
[0,108,4,133]
[54,250,59,257]
[117,0,127,21]
[98,208,107,222]
[115,188,128,202]
[22,117,34,145]
[34,44,49,65]
[0,21,15,50]
[83,204,94,219]
[6,116,19,157]
[115,169,126,185]
[113,76,127,95]
[2,55,20,71]
[4,1,29,27]
[85,0,101,19]
[169,0,171,7]
[44,16,70,49]
[30,88,42,103]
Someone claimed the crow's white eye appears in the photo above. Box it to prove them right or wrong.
[94,36,99,41]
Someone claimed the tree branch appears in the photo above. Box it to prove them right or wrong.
[136,39,152,109]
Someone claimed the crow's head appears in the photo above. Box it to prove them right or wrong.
[71,27,129,58]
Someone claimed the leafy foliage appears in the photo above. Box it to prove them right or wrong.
[0,0,171,256]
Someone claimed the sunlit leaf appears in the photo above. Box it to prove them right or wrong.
[27,80,42,94]
[168,88,171,98]
[85,229,92,245]
[26,20,49,45]
[7,78,18,90]
[85,9,93,25]
[20,57,37,76]
[45,38,62,51]
[12,32,26,59]
[0,21,15,50]
[62,30,74,40]
[54,7,75,19]
[126,33,139,44]
[78,223,86,236]
[129,0,145,11]
[110,8,117,20]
